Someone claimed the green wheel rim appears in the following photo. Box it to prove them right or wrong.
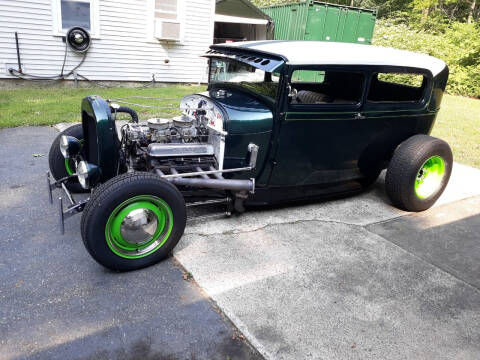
[64,159,74,176]
[414,155,446,199]
[105,195,173,259]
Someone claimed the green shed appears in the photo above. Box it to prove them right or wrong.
[262,1,376,44]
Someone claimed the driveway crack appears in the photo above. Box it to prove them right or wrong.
[185,218,363,237]
[186,215,480,294]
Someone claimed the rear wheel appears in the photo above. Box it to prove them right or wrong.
[81,172,186,271]
[48,124,87,193]
[385,135,452,212]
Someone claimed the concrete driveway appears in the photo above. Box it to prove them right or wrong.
[174,163,480,358]
[2,125,480,359]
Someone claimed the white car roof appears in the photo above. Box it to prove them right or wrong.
[213,41,447,76]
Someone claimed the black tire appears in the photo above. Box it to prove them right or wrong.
[48,124,88,193]
[81,172,186,271]
[385,135,453,212]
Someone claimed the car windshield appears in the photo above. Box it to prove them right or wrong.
[209,58,279,102]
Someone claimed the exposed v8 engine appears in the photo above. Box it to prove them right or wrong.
[120,95,226,172]
[124,115,207,146]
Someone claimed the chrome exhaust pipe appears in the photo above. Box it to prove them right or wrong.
[156,169,254,192]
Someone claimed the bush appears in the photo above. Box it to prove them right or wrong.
[373,20,480,98]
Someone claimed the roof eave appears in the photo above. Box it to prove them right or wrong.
[215,0,273,22]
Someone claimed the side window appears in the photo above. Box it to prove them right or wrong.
[290,70,364,105]
[292,70,325,83]
[368,72,426,103]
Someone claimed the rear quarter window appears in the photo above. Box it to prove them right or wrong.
[368,72,426,103]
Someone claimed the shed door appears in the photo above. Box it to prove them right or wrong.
[269,67,385,187]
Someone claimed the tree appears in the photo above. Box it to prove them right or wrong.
[252,0,476,23]
[467,0,476,22]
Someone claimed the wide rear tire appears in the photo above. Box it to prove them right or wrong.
[81,172,186,271]
[48,124,88,193]
[385,135,452,212]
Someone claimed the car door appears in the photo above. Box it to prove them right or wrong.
[268,66,387,189]
[362,68,435,155]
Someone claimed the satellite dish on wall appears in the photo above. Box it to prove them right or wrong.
[66,27,91,53]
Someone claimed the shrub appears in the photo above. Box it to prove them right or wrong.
[373,20,480,98]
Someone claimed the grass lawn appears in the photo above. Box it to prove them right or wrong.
[431,94,480,168]
[0,85,206,128]
[0,86,478,168]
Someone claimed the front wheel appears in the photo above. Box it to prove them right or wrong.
[385,135,453,212]
[81,172,186,271]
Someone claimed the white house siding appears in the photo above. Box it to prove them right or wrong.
[0,0,215,82]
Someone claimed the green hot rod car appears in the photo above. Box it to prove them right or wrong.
[47,41,452,271]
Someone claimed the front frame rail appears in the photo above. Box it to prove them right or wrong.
[47,171,89,234]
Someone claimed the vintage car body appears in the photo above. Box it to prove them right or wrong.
[47,41,452,271]
[203,41,448,204]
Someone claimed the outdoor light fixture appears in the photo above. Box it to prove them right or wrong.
[60,135,82,158]
[77,161,101,189]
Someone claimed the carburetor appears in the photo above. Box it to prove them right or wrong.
[124,114,206,146]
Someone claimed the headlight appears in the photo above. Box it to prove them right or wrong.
[60,135,82,158]
[77,161,101,189]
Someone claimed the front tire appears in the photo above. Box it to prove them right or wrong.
[81,172,186,271]
[385,135,452,212]
[48,124,88,193]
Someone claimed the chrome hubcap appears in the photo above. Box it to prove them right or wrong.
[105,195,174,259]
[120,208,158,245]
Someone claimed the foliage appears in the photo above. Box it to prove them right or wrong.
[373,20,480,97]
[377,73,424,87]
[252,0,478,23]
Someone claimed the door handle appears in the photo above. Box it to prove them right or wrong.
[354,112,366,120]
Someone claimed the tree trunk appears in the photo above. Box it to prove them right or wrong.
[422,7,431,22]
[468,0,476,23]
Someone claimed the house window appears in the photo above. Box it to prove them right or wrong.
[155,0,177,19]
[61,0,90,30]
[154,0,182,41]
[53,0,99,37]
